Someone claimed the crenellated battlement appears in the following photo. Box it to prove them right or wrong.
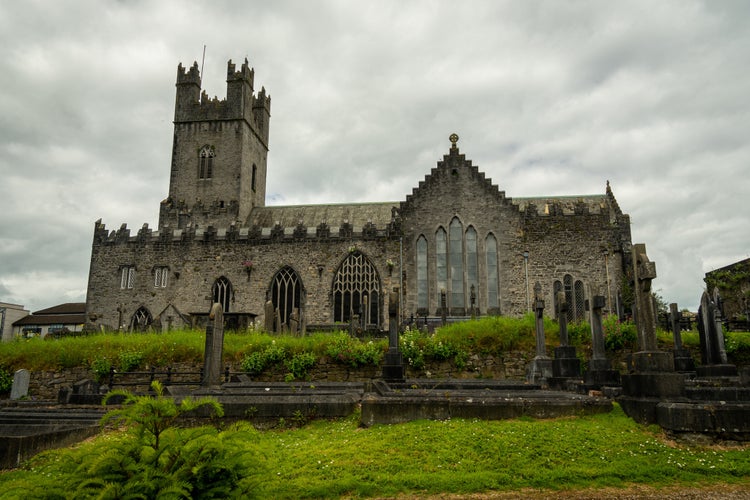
[93,217,402,247]
[174,58,271,143]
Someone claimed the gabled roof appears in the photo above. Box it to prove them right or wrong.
[12,303,87,327]
[33,303,86,315]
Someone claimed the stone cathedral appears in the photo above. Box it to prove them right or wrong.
[85,57,633,333]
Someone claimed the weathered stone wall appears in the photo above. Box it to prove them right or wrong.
[87,227,401,331]
[23,352,536,401]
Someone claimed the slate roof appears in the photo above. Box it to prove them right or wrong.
[32,303,86,315]
[13,303,87,327]
[247,202,397,229]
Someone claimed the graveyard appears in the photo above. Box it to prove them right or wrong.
[1,244,750,488]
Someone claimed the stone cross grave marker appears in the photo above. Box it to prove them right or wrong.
[201,303,224,388]
[533,282,547,358]
[10,368,30,400]
[632,243,658,352]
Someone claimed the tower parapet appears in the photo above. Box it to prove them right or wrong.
[173,58,271,145]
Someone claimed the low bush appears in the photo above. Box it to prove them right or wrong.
[323,333,385,368]
[0,366,12,393]
[603,315,637,351]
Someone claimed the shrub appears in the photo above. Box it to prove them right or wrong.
[603,315,637,351]
[284,352,317,380]
[90,357,112,382]
[0,366,12,393]
[118,350,143,372]
[324,334,385,368]
[567,321,591,346]
[60,381,261,498]
[241,350,267,375]
[239,340,291,375]
[399,328,426,369]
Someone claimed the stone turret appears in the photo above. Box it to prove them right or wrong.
[160,58,271,230]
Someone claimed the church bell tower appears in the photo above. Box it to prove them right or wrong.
[158,58,271,230]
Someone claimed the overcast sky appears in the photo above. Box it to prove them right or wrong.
[1,0,748,313]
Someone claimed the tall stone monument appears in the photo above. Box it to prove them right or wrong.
[201,303,225,389]
[619,243,685,423]
[583,295,620,389]
[526,282,553,385]
[382,288,405,382]
[670,302,695,373]
[550,291,582,390]
[696,289,737,377]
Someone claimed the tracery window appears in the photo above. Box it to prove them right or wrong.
[270,266,302,328]
[416,235,428,310]
[199,145,215,180]
[154,266,169,288]
[131,306,152,332]
[333,252,381,327]
[212,276,232,313]
[120,266,135,289]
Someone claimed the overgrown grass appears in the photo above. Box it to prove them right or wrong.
[0,318,748,383]
[1,404,748,499]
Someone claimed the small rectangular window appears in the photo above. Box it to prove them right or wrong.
[154,267,168,288]
[121,266,135,289]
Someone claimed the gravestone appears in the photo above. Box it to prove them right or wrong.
[696,289,737,377]
[264,298,274,332]
[584,295,620,389]
[619,243,685,423]
[526,283,553,385]
[382,288,405,382]
[201,303,224,389]
[289,308,299,335]
[670,303,695,373]
[10,369,30,400]
[440,290,447,326]
[550,292,582,389]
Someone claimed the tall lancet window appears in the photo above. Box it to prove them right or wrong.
[199,145,215,180]
[449,217,464,309]
[486,233,499,310]
[436,228,447,306]
[212,276,232,313]
[466,226,478,301]
[416,235,428,310]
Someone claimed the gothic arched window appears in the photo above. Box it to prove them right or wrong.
[199,145,215,180]
[562,274,586,323]
[486,233,499,311]
[212,276,232,313]
[449,217,464,309]
[553,280,563,319]
[416,235,428,311]
[466,226,478,300]
[333,252,381,327]
[436,228,447,307]
[270,266,303,328]
[131,306,152,332]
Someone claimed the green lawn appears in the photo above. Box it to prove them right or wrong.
[1,404,748,499]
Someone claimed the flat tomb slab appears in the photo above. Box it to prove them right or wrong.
[361,380,611,426]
